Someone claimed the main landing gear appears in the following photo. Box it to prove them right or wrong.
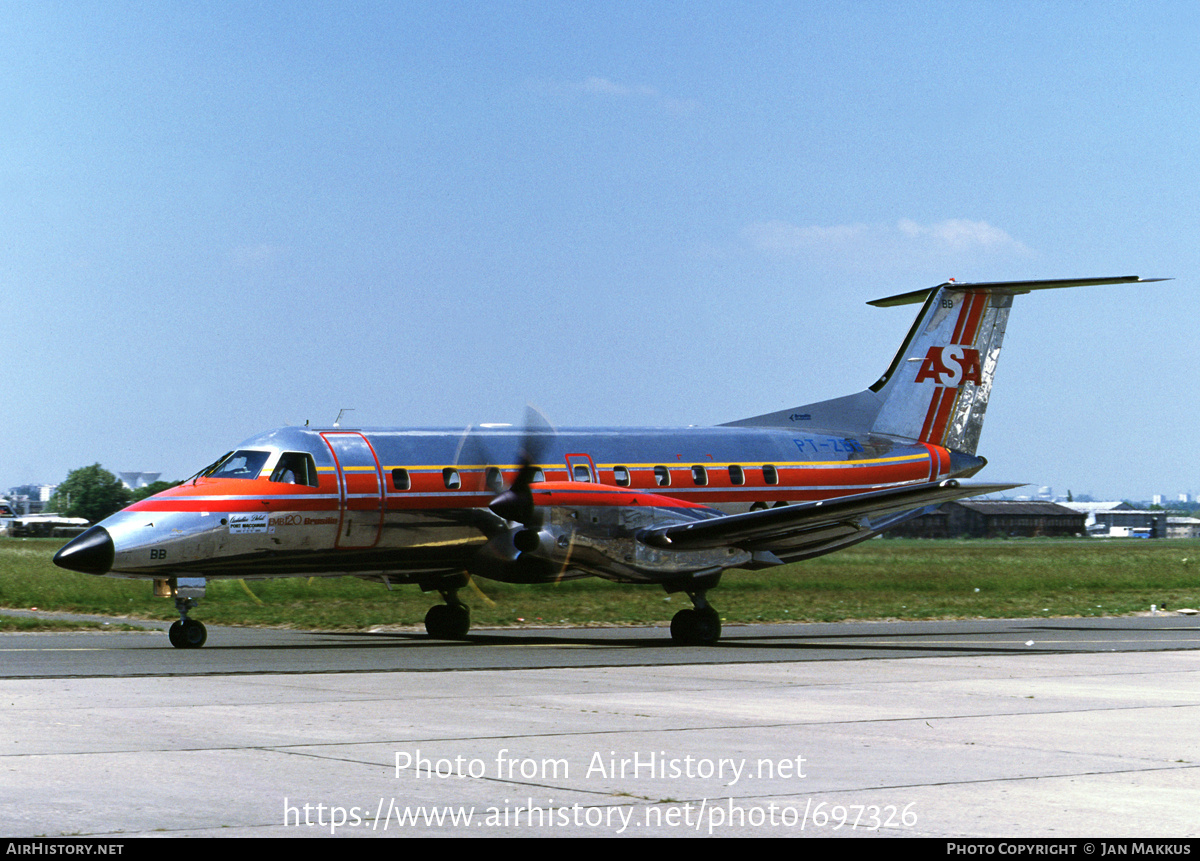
[424,589,471,639]
[668,586,722,646]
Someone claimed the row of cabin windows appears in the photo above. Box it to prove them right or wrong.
[642,464,778,488]
[389,464,781,492]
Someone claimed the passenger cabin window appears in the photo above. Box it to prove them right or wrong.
[728,465,745,486]
[443,468,461,490]
[270,452,319,487]
[763,464,779,485]
[206,450,271,480]
[691,466,708,486]
[654,466,671,487]
[572,465,592,482]
[392,468,411,491]
[485,467,504,493]
[613,466,631,487]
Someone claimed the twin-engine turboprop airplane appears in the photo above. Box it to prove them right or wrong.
[54,276,1161,648]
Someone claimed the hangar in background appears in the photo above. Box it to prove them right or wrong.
[885,500,1086,539]
[891,500,1200,539]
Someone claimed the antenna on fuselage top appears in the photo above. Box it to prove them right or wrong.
[334,408,354,428]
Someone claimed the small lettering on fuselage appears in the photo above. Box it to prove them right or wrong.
[260,514,339,528]
[228,512,270,533]
[793,437,864,455]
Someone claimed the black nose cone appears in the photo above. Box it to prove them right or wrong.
[53,526,115,575]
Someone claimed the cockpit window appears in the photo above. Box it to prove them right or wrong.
[189,451,232,482]
[204,450,272,480]
[270,452,318,487]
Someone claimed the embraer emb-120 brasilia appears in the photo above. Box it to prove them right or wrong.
[54,276,1162,648]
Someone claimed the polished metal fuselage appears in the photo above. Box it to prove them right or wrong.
[89,422,967,586]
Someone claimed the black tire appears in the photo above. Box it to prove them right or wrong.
[169,619,207,649]
[425,604,470,639]
[670,607,721,646]
[692,607,721,645]
[182,619,207,648]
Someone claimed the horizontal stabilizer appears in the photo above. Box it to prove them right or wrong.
[868,276,1168,308]
[638,480,1020,551]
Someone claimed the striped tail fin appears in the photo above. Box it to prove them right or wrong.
[726,276,1163,456]
[868,277,1155,454]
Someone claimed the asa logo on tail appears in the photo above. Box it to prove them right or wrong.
[914,346,982,387]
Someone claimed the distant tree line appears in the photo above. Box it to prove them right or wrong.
[45,465,178,523]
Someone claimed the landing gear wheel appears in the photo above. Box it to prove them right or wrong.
[425,603,471,639]
[168,619,207,649]
[670,606,721,646]
[670,609,696,643]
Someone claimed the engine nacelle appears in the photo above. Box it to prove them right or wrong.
[467,505,753,584]
[466,525,572,583]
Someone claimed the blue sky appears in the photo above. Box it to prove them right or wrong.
[2,2,1195,501]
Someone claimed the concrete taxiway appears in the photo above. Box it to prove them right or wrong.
[3,618,1200,837]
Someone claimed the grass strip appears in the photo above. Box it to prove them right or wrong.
[4,537,1199,630]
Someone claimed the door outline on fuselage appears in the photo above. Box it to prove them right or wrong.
[565,453,597,483]
[321,432,384,549]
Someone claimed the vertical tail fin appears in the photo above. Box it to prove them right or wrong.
[726,276,1161,455]
[867,283,1007,454]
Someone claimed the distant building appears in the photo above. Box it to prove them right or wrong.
[885,500,1086,539]
[1168,517,1200,540]
[1059,502,1133,534]
[4,485,57,516]
[119,472,161,490]
[1062,507,1174,538]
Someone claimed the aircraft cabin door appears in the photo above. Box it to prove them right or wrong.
[565,453,597,483]
[321,432,384,549]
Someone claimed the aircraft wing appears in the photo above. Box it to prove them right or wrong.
[638,480,1020,559]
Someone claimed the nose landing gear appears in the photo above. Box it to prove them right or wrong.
[162,577,208,649]
[168,614,207,649]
